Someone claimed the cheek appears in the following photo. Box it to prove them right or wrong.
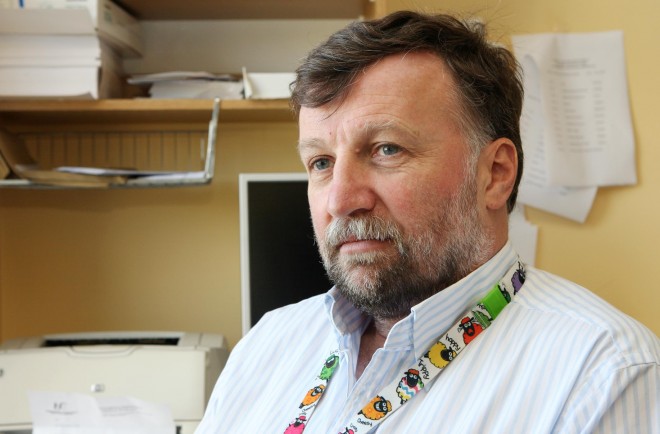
[380,178,455,224]
[308,193,328,238]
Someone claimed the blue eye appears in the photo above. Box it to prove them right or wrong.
[379,144,401,156]
[312,158,331,171]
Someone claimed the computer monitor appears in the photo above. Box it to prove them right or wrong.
[239,173,333,335]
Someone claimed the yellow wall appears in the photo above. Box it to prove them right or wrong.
[408,0,660,333]
[0,123,302,347]
[1,0,658,349]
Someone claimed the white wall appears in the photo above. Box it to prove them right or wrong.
[123,20,353,74]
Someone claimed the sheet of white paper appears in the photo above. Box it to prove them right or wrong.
[242,70,296,99]
[515,54,598,223]
[149,80,243,99]
[12,0,101,23]
[518,183,597,223]
[127,71,237,84]
[0,9,95,35]
[126,171,208,185]
[508,205,538,267]
[29,391,175,434]
[0,56,100,66]
[55,166,179,176]
[0,35,100,60]
[512,31,636,188]
[0,65,99,98]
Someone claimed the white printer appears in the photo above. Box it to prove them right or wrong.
[0,331,229,434]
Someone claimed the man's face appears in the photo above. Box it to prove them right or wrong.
[298,52,493,320]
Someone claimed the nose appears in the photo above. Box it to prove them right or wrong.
[326,157,376,218]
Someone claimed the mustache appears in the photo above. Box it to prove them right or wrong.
[324,216,405,252]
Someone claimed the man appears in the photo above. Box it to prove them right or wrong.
[197,11,659,433]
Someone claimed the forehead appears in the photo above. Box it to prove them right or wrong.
[298,52,461,140]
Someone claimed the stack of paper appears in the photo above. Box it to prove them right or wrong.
[0,9,101,98]
[0,0,141,99]
[1,0,142,56]
[128,71,244,99]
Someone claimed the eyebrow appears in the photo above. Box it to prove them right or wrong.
[297,119,420,154]
[370,119,421,138]
[297,137,325,155]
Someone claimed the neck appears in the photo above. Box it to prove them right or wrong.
[355,316,401,379]
[370,316,400,339]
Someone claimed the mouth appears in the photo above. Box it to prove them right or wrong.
[325,216,401,258]
[337,238,390,255]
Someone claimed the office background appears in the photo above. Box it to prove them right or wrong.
[0,0,658,348]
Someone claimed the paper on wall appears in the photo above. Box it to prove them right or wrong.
[512,31,637,189]
[508,205,538,266]
[29,391,176,434]
[516,54,597,223]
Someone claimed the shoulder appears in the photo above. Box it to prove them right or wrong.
[508,268,660,432]
[512,266,659,366]
[249,293,329,334]
[207,292,335,398]
[229,292,331,359]
[198,293,337,432]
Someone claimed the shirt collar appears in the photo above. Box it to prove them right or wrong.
[324,242,519,359]
[324,285,370,343]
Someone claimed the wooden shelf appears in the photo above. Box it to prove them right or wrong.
[0,2,381,188]
[0,99,295,133]
[116,0,372,20]
[0,99,224,189]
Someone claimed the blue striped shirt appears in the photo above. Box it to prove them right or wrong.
[196,243,659,433]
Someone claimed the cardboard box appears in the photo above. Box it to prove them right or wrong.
[242,68,296,99]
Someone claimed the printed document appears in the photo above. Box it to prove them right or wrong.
[29,391,175,434]
[512,31,636,221]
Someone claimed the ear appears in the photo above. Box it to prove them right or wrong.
[479,138,518,211]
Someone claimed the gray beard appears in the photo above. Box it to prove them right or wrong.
[317,174,493,321]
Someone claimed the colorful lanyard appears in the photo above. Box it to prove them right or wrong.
[284,259,526,434]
